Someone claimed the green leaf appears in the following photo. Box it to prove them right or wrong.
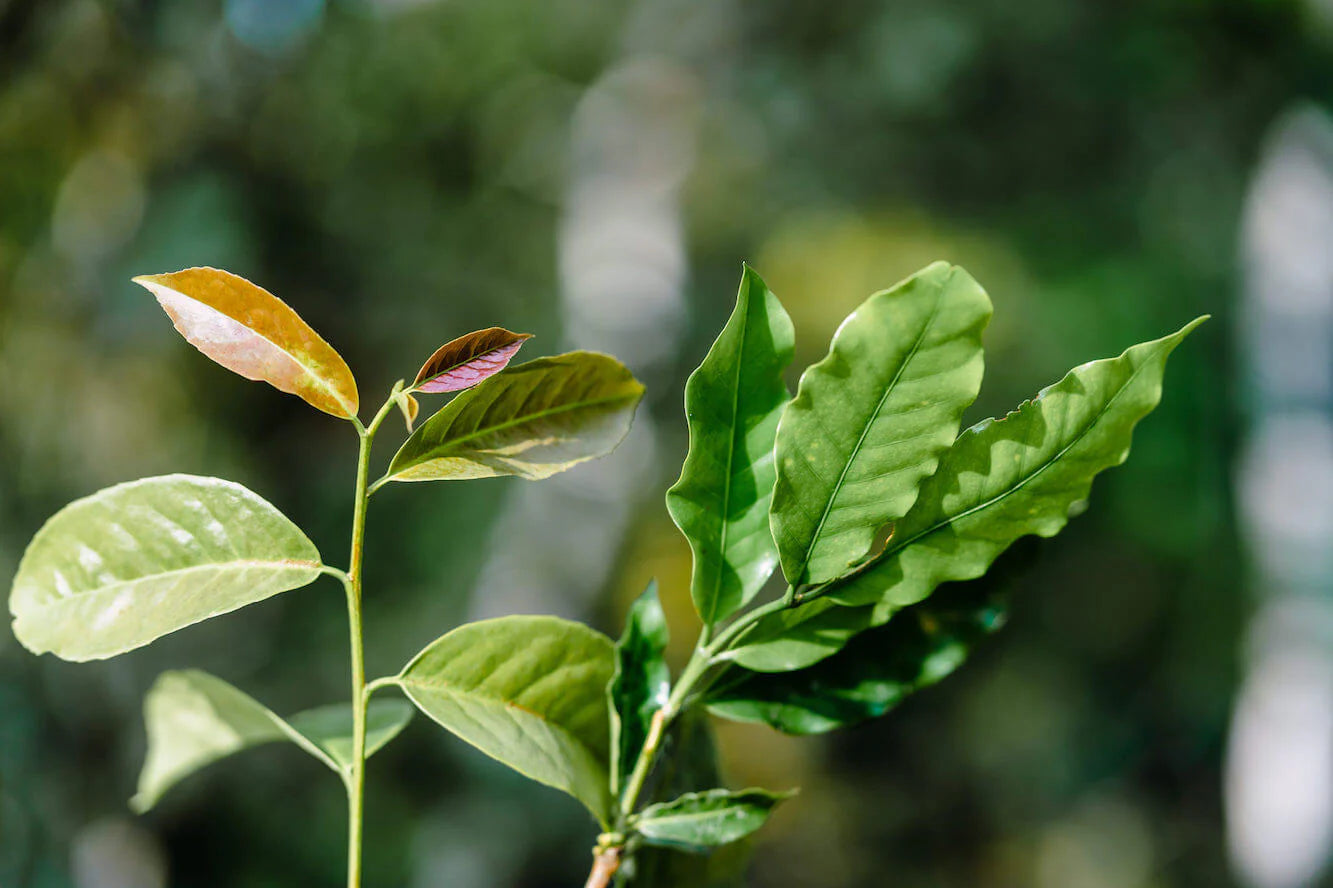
[412,327,532,393]
[133,267,359,419]
[9,475,322,661]
[723,598,875,673]
[385,351,644,482]
[770,262,991,586]
[666,266,794,626]
[610,580,671,800]
[132,670,411,812]
[394,615,616,825]
[707,583,1005,734]
[634,788,793,852]
[826,318,1207,613]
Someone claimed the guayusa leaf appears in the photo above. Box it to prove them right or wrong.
[609,580,671,800]
[412,327,533,393]
[133,267,359,419]
[386,352,644,482]
[707,583,1005,734]
[667,266,794,627]
[394,615,616,825]
[634,788,792,852]
[723,598,875,673]
[770,262,990,586]
[9,475,322,661]
[132,670,411,812]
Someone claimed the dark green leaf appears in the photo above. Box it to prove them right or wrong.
[723,599,874,672]
[666,266,794,626]
[386,351,644,482]
[9,475,322,661]
[770,262,991,586]
[634,788,792,852]
[609,580,671,800]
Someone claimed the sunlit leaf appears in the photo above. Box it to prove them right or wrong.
[634,788,793,852]
[412,327,533,393]
[770,262,991,586]
[609,580,671,800]
[386,351,644,482]
[132,670,411,812]
[394,615,616,825]
[9,475,322,661]
[723,598,874,673]
[666,266,794,627]
[707,583,1006,734]
[132,267,359,418]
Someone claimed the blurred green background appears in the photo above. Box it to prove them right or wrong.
[0,0,1314,885]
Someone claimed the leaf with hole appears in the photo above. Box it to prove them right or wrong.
[770,262,991,587]
[386,351,644,482]
[667,266,794,628]
[395,615,616,825]
[634,788,793,852]
[412,327,533,393]
[133,267,359,418]
[609,580,671,800]
[9,474,322,661]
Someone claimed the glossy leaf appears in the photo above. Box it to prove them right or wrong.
[634,789,792,852]
[394,615,616,824]
[412,327,533,393]
[131,670,411,812]
[724,598,875,673]
[826,318,1207,613]
[133,267,359,418]
[9,475,322,661]
[609,580,671,800]
[770,262,991,586]
[386,351,644,482]
[707,583,1006,734]
[666,266,794,627]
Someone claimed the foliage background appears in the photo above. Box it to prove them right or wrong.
[0,0,1307,885]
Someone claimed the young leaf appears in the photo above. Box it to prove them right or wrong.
[666,266,794,627]
[132,267,359,419]
[707,583,1005,734]
[634,788,793,852]
[132,670,411,812]
[9,475,322,661]
[393,615,616,825]
[770,262,991,587]
[385,351,643,483]
[827,317,1207,612]
[723,598,875,673]
[412,327,533,393]
[609,580,671,800]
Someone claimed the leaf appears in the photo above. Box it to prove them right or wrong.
[666,266,794,627]
[412,327,533,393]
[131,671,411,812]
[386,351,644,482]
[707,583,1006,734]
[9,475,322,661]
[770,262,991,587]
[723,598,875,673]
[609,580,671,800]
[826,318,1207,613]
[634,789,792,852]
[394,615,617,825]
[133,267,359,419]
[398,391,420,432]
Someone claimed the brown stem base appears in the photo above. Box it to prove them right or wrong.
[583,846,623,888]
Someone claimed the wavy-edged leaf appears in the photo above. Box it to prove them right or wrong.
[133,267,358,418]
[131,671,410,812]
[9,475,321,661]
[667,266,794,627]
[609,580,671,800]
[412,327,533,393]
[394,615,616,824]
[770,262,991,586]
[826,318,1207,613]
[707,583,1006,734]
[386,352,644,483]
[723,598,874,673]
[634,788,793,852]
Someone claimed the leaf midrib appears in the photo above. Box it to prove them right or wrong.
[29,559,320,605]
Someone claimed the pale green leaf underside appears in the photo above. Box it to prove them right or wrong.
[9,475,321,661]
[634,788,792,851]
[396,615,616,825]
[770,262,991,587]
[387,351,644,482]
[667,265,794,627]
[132,670,412,812]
